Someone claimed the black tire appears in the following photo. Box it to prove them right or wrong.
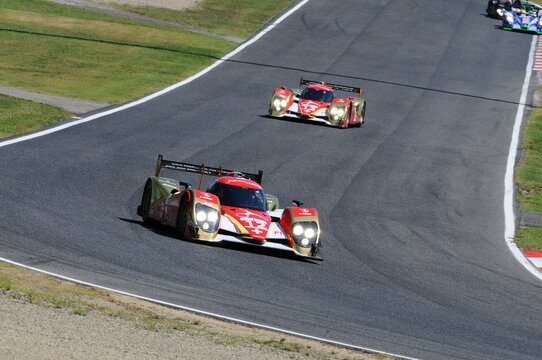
[359,104,367,126]
[312,240,323,258]
[351,104,365,128]
[176,197,189,239]
[140,180,152,224]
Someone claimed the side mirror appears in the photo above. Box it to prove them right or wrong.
[281,86,288,90]
[179,181,192,190]
[266,194,280,211]
[292,200,304,207]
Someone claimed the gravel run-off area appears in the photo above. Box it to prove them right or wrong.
[89,0,202,10]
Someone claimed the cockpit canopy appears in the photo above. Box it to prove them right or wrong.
[207,178,267,211]
[300,86,335,103]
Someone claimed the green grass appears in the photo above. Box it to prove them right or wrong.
[112,0,292,39]
[515,226,542,251]
[10,289,91,315]
[0,0,293,139]
[140,316,191,332]
[516,106,542,213]
[0,95,72,138]
[0,2,234,103]
[254,338,303,352]
[0,277,11,290]
[515,96,542,251]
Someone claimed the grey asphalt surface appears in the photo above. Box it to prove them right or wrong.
[1,0,542,359]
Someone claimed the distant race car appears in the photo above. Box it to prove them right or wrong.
[487,0,506,18]
[502,2,542,33]
[268,78,366,128]
[486,0,523,19]
[138,155,323,260]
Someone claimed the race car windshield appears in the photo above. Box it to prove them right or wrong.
[300,87,335,103]
[207,182,267,211]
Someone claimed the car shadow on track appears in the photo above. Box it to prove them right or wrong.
[4,28,522,106]
[259,115,344,129]
[118,217,321,264]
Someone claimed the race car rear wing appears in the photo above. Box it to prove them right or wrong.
[300,78,363,97]
[154,154,263,189]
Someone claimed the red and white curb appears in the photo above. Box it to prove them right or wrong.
[534,36,542,71]
[523,250,542,270]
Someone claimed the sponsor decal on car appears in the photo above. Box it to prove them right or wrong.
[222,177,262,189]
[299,100,323,115]
[292,207,315,217]
[237,210,269,235]
[195,190,218,204]
[223,207,271,240]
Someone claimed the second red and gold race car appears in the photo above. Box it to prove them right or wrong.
[268,78,366,128]
[137,155,323,260]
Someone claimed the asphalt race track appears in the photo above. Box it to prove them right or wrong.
[1,0,542,359]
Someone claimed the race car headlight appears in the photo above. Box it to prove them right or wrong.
[293,224,304,236]
[195,204,219,233]
[271,95,289,112]
[497,8,503,16]
[291,221,319,248]
[304,228,315,238]
[329,105,346,121]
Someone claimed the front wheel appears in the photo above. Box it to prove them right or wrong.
[176,198,189,239]
[140,180,152,224]
[311,240,323,259]
[354,103,366,128]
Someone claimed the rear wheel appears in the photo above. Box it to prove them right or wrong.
[140,180,152,224]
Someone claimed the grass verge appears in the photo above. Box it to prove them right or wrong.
[515,226,542,251]
[515,94,542,251]
[111,0,293,39]
[0,0,234,103]
[0,0,293,139]
[0,95,73,138]
[0,261,394,360]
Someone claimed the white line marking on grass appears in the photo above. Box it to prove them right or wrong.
[504,35,542,280]
[0,0,311,149]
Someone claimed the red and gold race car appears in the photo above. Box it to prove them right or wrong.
[268,78,366,128]
[137,155,323,260]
